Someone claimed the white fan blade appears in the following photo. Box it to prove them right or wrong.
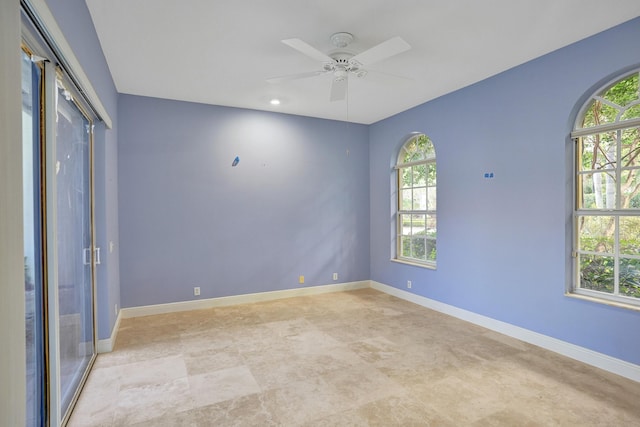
[350,36,410,66]
[330,78,347,102]
[267,70,329,84]
[282,38,333,63]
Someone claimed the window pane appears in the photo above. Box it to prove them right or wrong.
[425,238,436,261]
[404,138,418,160]
[602,73,639,108]
[582,101,620,128]
[411,214,425,236]
[621,169,640,208]
[400,167,412,188]
[409,149,423,162]
[580,133,617,172]
[578,216,615,253]
[426,214,437,238]
[427,187,436,211]
[401,189,412,210]
[418,135,435,159]
[621,128,639,168]
[621,105,640,121]
[401,236,411,258]
[579,172,616,209]
[412,187,426,210]
[427,163,436,186]
[411,237,426,261]
[620,258,640,298]
[400,214,411,236]
[620,217,640,255]
[579,254,615,294]
[413,164,426,186]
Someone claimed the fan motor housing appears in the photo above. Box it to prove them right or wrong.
[324,51,365,78]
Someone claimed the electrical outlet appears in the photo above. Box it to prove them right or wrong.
[299,275,305,285]
[114,304,118,317]
[407,280,412,289]
[332,272,338,281]
[194,287,200,296]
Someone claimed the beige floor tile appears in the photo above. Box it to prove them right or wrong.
[117,354,188,390]
[259,376,349,425]
[192,393,281,426]
[188,365,261,408]
[94,338,183,369]
[347,335,403,363]
[471,409,545,427]
[183,347,243,377]
[132,392,282,427]
[301,409,369,426]
[320,363,407,408]
[67,365,119,427]
[358,396,456,427]
[242,349,321,390]
[114,377,195,425]
[179,328,236,352]
[128,410,199,427]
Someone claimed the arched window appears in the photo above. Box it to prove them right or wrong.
[395,134,436,268]
[573,69,640,306]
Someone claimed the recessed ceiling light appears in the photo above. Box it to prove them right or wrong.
[270,98,281,105]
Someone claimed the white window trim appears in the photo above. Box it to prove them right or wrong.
[391,257,437,270]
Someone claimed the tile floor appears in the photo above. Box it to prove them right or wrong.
[69,289,640,426]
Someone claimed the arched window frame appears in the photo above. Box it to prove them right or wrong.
[394,133,437,268]
[572,68,640,308]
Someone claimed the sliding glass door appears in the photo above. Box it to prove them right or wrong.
[53,77,96,417]
[22,8,98,424]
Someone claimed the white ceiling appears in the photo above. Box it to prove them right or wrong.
[85,0,640,124]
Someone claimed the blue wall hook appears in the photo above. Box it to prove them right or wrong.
[232,156,240,167]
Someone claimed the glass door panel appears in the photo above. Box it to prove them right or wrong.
[22,49,45,427]
[54,79,95,416]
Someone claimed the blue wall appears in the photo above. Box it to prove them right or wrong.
[118,95,370,307]
[369,17,640,365]
[46,0,120,340]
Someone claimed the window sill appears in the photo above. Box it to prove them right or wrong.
[390,258,436,270]
[565,291,640,312]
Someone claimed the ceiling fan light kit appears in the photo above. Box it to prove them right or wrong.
[269,32,411,102]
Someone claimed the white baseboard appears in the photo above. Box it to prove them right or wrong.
[97,309,122,354]
[121,281,370,319]
[370,280,640,383]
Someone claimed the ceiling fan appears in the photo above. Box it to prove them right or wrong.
[268,32,411,102]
